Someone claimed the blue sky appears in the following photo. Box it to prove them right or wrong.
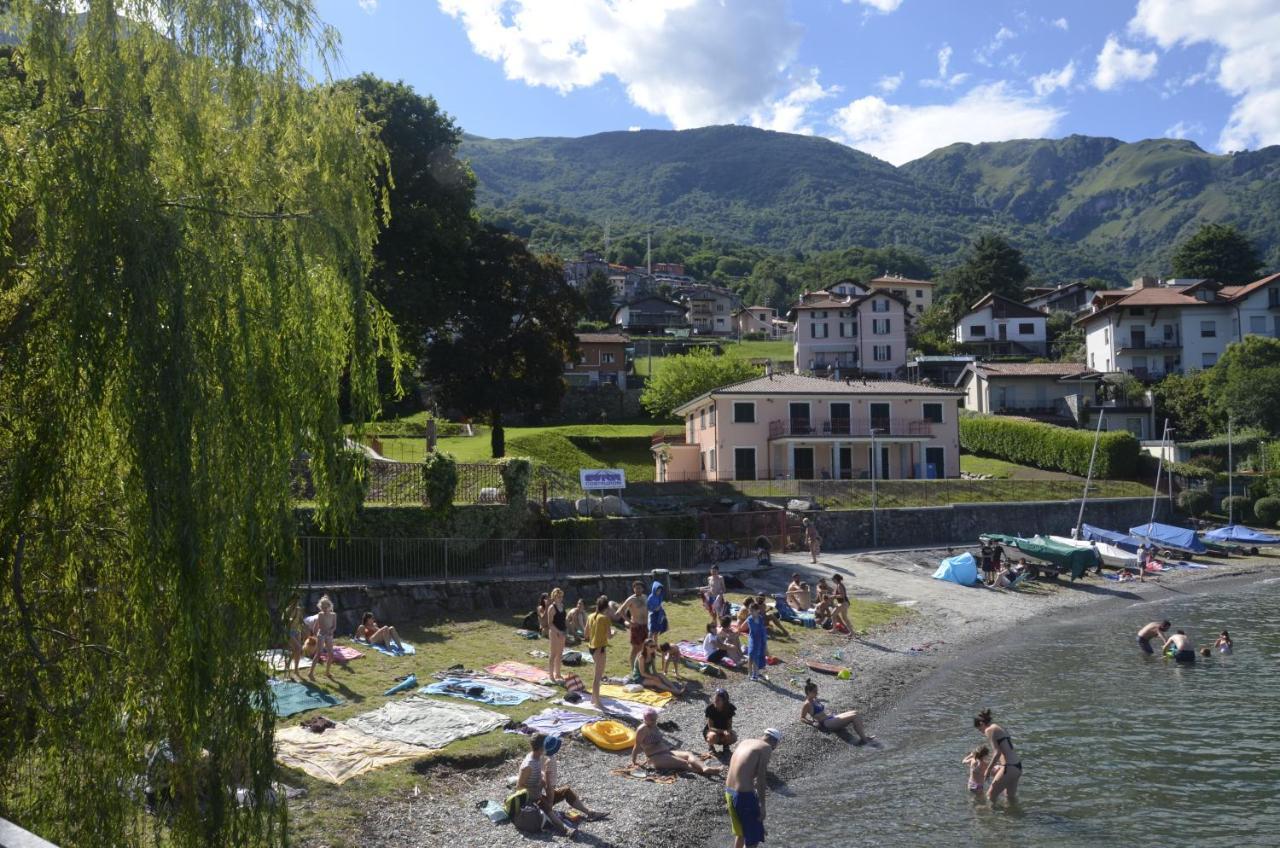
[314,0,1280,165]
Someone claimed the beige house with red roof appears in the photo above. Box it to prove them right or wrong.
[653,373,961,482]
[867,275,935,315]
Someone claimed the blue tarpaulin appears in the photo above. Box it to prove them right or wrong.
[1081,524,1142,553]
[1130,522,1206,554]
[933,551,978,585]
[1203,524,1280,544]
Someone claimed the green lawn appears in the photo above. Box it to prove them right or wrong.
[284,594,907,846]
[633,337,793,378]
[959,455,1080,481]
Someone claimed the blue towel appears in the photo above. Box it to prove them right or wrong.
[421,678,533,706]
[384,673,418,697]
[369,642,416,656]
[264,679,343,717]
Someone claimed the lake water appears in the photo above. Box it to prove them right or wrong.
[772,578,1280,848]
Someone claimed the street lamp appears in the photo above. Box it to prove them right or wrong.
[870,427,886,547]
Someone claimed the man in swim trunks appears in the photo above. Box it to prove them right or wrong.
[1164,629,1196,663]
[618,581,649,664]
[725,728,781,847]
[1137,620,1171,655]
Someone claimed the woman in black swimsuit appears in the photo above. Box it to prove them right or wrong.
[546,587,567,683]
[974,709,1021,802]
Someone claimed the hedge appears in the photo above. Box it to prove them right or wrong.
[1253,496,1280,526]
[959,415,1140,478]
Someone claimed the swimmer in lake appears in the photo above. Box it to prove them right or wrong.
[1163,629,1196,663]
[1215,630,1233,654]
[974,709,1021,803]
[1136,620,1170,655]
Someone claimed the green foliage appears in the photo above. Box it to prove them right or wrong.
[498,457,532,507]
[1178,488,1213,517]
[1166,461,1217,483]
[959,415,1140,478]
[909,300,958,354]
[1170,223,1263,284]
[549,517,603,540]
[1221,495,1253,521]
[1151,371,1222,441]
[0,2,397,845]
[1047,310,1085,361]
[505,432,656,482]
[582,269,616,321]
[422,452,459,516]
[1204,337,1280,433]
[640,348,762,418]
[1252,496,1280,526]
[945,232,1031,313]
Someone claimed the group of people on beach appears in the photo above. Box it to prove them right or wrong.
[281,594,406,684]
[1136,619,1233,662]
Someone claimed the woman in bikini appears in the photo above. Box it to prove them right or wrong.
[831,574,853,635]
[800,679,871,743]
[357,612,404,652]
[546,588,567,683]
[307,595,337,683]
[974,709,1021,802]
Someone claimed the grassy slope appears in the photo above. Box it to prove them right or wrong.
[633,337,792,378]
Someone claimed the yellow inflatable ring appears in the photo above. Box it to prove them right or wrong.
[582,719,635,751]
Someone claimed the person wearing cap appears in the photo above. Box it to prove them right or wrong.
[704,688,738,754]
[540,734,607,826]
[632,709,723,776]
[725,728,782,847]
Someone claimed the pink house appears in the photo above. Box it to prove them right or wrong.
[653,373,961,482]
[788,287,911,378]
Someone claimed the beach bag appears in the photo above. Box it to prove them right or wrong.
[513,804,546,833]
[503,789,527,820]
[563,673,586,694]
[521,611,539,631]
[561,650,584,666]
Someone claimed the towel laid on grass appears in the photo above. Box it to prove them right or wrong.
[316,645,364,663]
[596,684,673,707]
[519,708,599,734]
[432,671,556,700]
[555,697,656,722]
[347,696,506,749]
[258,649,312,671]
[367,642,416,657]
[421,678,533,707]
[484,660,552,685]
[265,679,343,717]
[275,722,428,785]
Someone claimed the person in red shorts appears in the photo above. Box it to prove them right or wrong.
[618,580,649,665]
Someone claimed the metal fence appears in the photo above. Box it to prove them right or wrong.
[300,536,704,585]
[728,477,1150,507]
[291,459,579,506]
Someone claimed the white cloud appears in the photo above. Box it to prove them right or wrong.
[358,0,377,12]
[1031,60,1076,96]
[748,69,840,135]
[438,0,828,131]
[1092,34,1158,90]
[830,81,1065,165]
[975,25,1016,67]
[938,44,953,77]
[843,0,905,11]
[1129,0,1280,151]
[1052,17,1069,31]
[920,44,969,89]
[1165,119,1205,139]
[876,72,904,93]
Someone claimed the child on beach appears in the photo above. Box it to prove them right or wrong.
[963,746,990,792]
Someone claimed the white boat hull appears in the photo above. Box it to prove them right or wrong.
[1048,536,1137,569]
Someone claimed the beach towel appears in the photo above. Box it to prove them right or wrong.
[433,672,556,700]
[556,697,655,722]
[275,722,428,784]
[773,595,801,623]
[347,696,506,749]
[316,645,364,663]
[367,642,416,656]
[674,640,736,669]
[485,660,553,685]
[421,678,534,707]
[610,766,678,784]
[796,611,817,629]
[258,649,313,671]
[264,679,343,717]
[647,581,668,636]
[384,674,418,697]
[519,708,599,734]
[597,684,673,707]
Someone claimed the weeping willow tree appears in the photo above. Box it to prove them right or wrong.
[0,1,397,844]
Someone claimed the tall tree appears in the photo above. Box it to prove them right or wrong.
[1170,223,1263,284]
[1205,336,1280,433]
[427,226,583,457]
[582,269,616,321]
[945,233,1031,315]
[1151,371,1222,441]
[0,2,395,846]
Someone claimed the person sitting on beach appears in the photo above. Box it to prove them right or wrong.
[356,612,405,653]
[815,577,833,605]
[1164,629,1196,663]
[1137,620,1171,655]
[718,616,745,666]
[705,688,738,754]
[814,595,835,630]
[800,679,871,743]
[631,639,686,695]
[619,581,649,665]
[632,709,722,776]
[659,641,687,680]
[515,734,570,836]
[1215,630,1233,654]
[786,574,811,612]
[541,734,606,826]
[963,746,991,793]
[566,598,588,643]
[702,622,728,665]
[724,729,781,848]
[307,595,337,683]
[994,564,1020,590]
[974,709,1021,803]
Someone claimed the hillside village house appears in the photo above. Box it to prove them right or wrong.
[789,284,911,377]
[954,293,1048,356]
[611,296,687,334]
[565,332,629,389]
[733,305,783,338]
[681,286,739,335]
[1023,281,1094,316]
[867,275,935,316]
[1077,274,1280,380]
[653,373,961,482]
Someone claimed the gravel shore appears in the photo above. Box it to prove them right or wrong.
[306,547,1276,848]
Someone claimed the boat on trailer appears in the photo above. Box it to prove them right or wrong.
[1047,535,1138,570]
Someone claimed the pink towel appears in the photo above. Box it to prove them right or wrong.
[317,645,364,662]
[485,660,553,685]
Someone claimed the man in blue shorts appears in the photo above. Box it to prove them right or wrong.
[725,728,781,847]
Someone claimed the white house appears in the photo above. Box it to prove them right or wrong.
[954,293,1048,356]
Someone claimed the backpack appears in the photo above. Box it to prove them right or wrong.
[513,805,546,833]
[503,789,527,821]
[521,611,540,631]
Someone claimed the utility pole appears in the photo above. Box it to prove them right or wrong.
[646,231,652,275]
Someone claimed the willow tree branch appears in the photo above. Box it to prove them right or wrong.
[158,200,313,221]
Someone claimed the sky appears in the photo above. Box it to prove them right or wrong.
[314,0,1280,166]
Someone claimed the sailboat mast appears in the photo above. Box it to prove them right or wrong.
[1075,410,1106,538]
[1228,417,1234,525]
[1149,418,1170,527]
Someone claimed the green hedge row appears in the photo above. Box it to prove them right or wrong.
[959,415,1140,478]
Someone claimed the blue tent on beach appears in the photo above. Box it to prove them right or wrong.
[1081,524,1141,553]
[1130,522,1206,554]
[933,552,978,585]
[1203,525,1280,544]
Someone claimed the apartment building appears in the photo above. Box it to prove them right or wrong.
[789,289,911,378]
[867,275,935,315]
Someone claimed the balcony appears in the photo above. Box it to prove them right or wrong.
[767,417,934,439]
[1118,337,1181,352]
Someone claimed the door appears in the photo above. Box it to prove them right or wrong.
[1131,328,1145,349]
[830,402,851,435]
[925,447,944,479]
[789,402,811,435]
[869,402,891,433]
[793,447,815,480]
[998,323,1007,340]
[838,446,853,480]
[734,448,757,481]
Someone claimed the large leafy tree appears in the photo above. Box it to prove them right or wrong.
[1205,336,1280,433]
[1170,223,1263,284]
[1151,371,1222,440]
[582,269,616,321]
[0,2,395,845]
[944,233,1031,315]
[640,348,762,418]
[427,226,583,457]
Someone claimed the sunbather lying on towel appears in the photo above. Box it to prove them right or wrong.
[356,612,404,652]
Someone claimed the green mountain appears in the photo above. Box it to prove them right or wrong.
[460,126,1280,281]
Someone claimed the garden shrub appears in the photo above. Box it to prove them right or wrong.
[1252,496,1280,527]
[1177,488,1212,517]
[422,451,458,516]
[959,415,1140,478]
[499,457,532,507]
[1220,495,1252,521]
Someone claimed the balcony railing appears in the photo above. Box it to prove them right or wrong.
[1119,337,1181,351]
[768,417,934,439]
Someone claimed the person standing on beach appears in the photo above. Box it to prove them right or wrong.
[586,595,612,709]
[619,581,649,665]
[647,580,669,639]
[545,588,567,683]
[831,574,853,635]
[974,709,1021,803]
[307,595,337,683]
[724,728,782,848]
[803,518,821,564]
[705,565,727,622]
[1137,620,1171,655]
[746,602,768,681]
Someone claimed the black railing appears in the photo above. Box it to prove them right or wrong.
[768,417,934,438]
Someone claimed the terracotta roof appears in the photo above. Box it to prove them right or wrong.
[964,293,1045,319]
[576,332,629,345]
[1223,272,1280,302]
[970,362,1100,379]
[868,275,935,287]
[672,373,961,414]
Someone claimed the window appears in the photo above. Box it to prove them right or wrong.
[873,318,890,335]
[873,345,892,362]
[915,289,924,298]
[922,402,943,423]
[970,325,987,337]
[733,402,755,423]
[872,298,890,313]
[1250,315,1267,335]
[716,317,725,326]
[700,409,706,430]
[811,323,828,339]
[709,449,715,472]
[1200,320,1216,338]
[1018,322,1035,335]
[1202,352,1217,368]
[709,406,716,427]
[602,352,615,364]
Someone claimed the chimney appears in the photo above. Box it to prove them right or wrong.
[1133,276,1158,289]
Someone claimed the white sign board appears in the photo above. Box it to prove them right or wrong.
[580,468,626,491]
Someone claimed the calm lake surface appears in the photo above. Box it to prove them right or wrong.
[772,578,1280,847]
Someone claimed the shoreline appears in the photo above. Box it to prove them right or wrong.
[340,548,1278,848]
